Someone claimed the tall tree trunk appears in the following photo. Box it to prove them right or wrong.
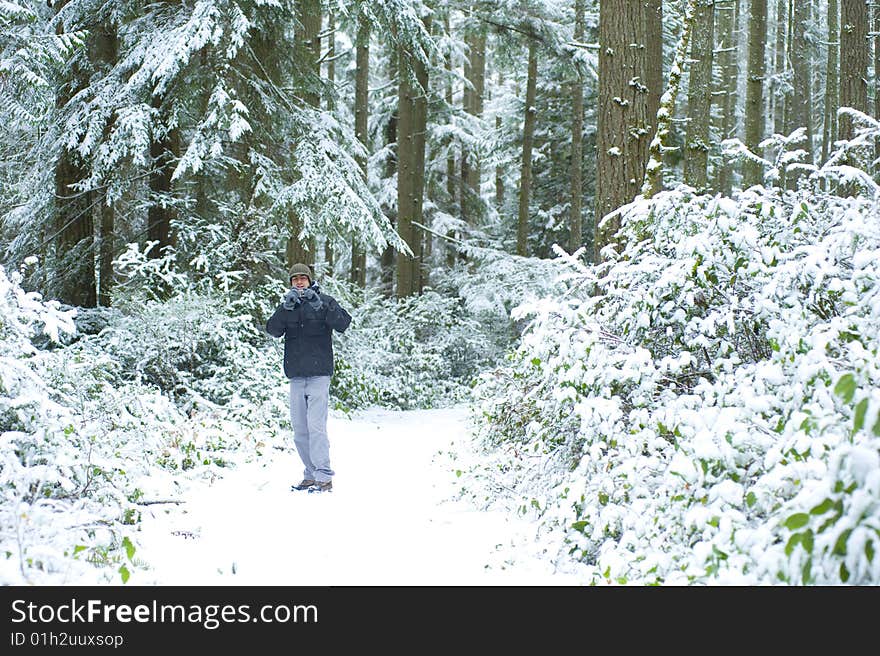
[742,0,768,188]
[289,0,322,269]
[380,44,398,297]
[644,0,698,200]
[397,42,414,297]
[874,0,880,171]
[517,40,538,257]
[716,0,738,195]
[781,0,794,140]
[324,10,336,276]
[396,17,430,297]
[839,0,869,149]
[352,11,369,288]
[837,0,870,191]
[569,0,586,254]
[467,27,486,217]
[822,0,839,164]
[148,94,179,259]
[684,0,715,192]
[412,16,430,294]
[772,0,787,137]
[53,2,95,307]
[595,0,649,259]
[787,0,813,188]
[445,11,458,268]
[645,0,664,146]
[94,20,117,307]
[495,113,504,208]
[461,6,486,227]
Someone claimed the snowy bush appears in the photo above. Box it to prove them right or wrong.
[333,289,497,410]
[329,251,564,411]
[0,264,264,584]
[468,183,880,585]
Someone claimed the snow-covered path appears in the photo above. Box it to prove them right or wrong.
[133,406,580,585]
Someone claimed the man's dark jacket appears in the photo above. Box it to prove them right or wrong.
[266,284,352,378]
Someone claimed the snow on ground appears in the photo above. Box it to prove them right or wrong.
[131,406,581,585]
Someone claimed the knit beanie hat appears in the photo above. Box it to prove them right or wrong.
[288,263,313,283]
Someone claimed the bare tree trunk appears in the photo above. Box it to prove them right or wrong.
[645,0,664,146]
[148,95,179,259]
[495,110,504,209]
[444,12,457,268]
[52,1,95,306]
[716,0,738,195]
[380,44,398,297]
[822,0,839,164]
[595,0,649,258]
[787,0,813,188]
[413,16,430,294]
[569,0,585,254]
[743,0,768,188]
[874,1,880,171]
[772,0,787,137]
[839,0,869,147]
[396,41,414,297]
[684,1,715,192]
[324,10,336,276]
[289,0,322,269]
[396,16,430,297]
[460,6,486,227]
[467,28,485,215]
[94,20,117,307]
[352,11,369,288]
[517,40,538,257]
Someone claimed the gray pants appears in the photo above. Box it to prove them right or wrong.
[289,376,334,483]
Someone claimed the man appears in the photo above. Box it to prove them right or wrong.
[266,263,352,493]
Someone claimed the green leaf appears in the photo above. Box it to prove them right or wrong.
[802,529,814,553]
[785,533,801,557]
[784,513,810,530]
[801,557,812,585]
[833,374,857,404]
[122,536,136,561]
[745,491,757,508]
[571,521,589,533]
[853,398,868,433]
[833,529,852,556]
[72,545,87,556]
[810,498,834,515]
[119,565,130,584]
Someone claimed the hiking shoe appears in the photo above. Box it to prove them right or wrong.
[291,479,316,491]
[307,480,332,493]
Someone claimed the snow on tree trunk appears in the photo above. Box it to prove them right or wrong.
[743,0,768,188]
[595,0,649,259]
[684,0,716,192]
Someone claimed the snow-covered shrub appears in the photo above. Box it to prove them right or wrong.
[468,183,880,585]
[332,289,497,410]
[0,264,260,584]
[329,250,565,411]
[80,290,279,409]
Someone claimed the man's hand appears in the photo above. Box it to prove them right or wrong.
[301,287,323,311]
[283,288,302,310]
